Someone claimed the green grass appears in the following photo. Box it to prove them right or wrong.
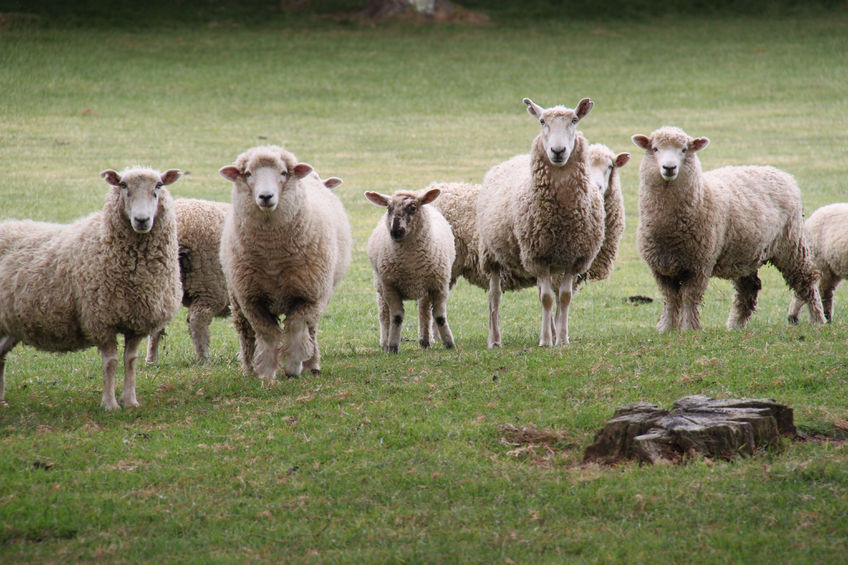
[2,8,848,563]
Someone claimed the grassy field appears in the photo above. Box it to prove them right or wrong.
[1,5,848,563]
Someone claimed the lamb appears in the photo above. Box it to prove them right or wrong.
[219,145,352,379]
[788,203,848,323]
[365,188,456,353]
[146,198,231,365]
[0,166,182,410]
[632,126,825,331]
[477,97,605,347]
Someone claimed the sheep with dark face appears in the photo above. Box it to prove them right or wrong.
[365,188,456,353]
[0,166,182,410]
[632,126,824,331]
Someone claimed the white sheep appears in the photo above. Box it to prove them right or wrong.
[477,97,605,347]
[632,126,825,331]
[788,202,848,323]
[0,166,182,410]
[365,188,456,352]
[582,143,629,284]
[219,146,352,379]
[146,198,231,365]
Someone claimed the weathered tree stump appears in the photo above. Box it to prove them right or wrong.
[583,395,796,464]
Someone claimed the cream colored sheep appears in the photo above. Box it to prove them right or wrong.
[632,126,825,331]
[583,143,629,283]
[219,146,352,379]
[477,97,604,347]
[0,166,182,410]
[788,203,848,323]
[365,188,456,352]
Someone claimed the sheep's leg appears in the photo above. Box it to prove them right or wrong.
[679,276,709,331]
[787,294,804,324]
[302,326,321,375]
[0,336,20,407]
[487,273,502,348]
[555,273,574,346]
[431,289,455,350]
[537,269,555,347]
[241,298,283,380]
[99,338,121,411]
[376,290,391,351]
[383,287,404,354]
[187,305,214,364]
[727,272,762,329]
[773,239,826,324]
[282,305,318,377]
[655,274,682,332]
[230,298,257,376]
[146,328,164,365]
[418,296,432,349]
[819,273,841,323]
[120,334,144,408]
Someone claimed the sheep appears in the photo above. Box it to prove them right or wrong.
[477,97,605,347]
[365,187,456,353]
[0,166,182,410]
[219,145,352,379]
[582,143,629,284]
[632,126,825,332]
[788,203,848,323]
[146,198,231,365]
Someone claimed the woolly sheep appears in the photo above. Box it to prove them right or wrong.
[365,188,456,352]
[788,203,848,323]
[219,146,352,379]
[146,198,231,365]
[477,97,605,347]
[0,166,182,410]
[582,143,629,283]
[632,126,825,331]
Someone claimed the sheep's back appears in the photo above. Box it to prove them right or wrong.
[806,203,848,277]
[174,199,230,309]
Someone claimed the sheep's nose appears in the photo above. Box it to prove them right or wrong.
[133,216,151,232]
[258,193,274,205]
[550,148,566,162]
[662,165,677,176]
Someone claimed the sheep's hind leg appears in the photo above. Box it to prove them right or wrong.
[0,336,20,407]
[120,334,144,408]
[99,338,121,411]
[487,273,502,348]
[773,239,826,324]
[146,328,164,365]
[431,289,455,350]
[537,270,555,347]
[727,272,761,329]
[554,273,574,346]
[818,272,840,323]
[230,298,257,376]
[187,305,214,364]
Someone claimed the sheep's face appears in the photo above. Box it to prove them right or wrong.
[632,128,709,182]
[365,188,441,242]
[219,157,313,215]
[588,147,630,197]
[525,97,593,167]
[101,167,181,233]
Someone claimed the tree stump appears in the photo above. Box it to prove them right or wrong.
[583,395,796,464]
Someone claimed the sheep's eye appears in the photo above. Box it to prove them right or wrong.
[539,119,545,126]
[682,148,687,154]
[119,182,128,189]
[652,148,659,153]
[280,171,287,178]
[572,117,579,124]
[244,171,252,179]
[155,182,163,189]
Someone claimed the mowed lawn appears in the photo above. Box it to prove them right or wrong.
[1,9,847,563]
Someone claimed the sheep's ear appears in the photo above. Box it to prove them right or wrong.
[631,135,651,150]
[160,169,181,186]
[219,166,241,182]
[101,169,121,186]
[323,177,343,190]
[575,98,593,121]
[614,153,631,168]
[364,191,390,207]
[293,163,313,179]
[691,137,710,152]
[523,98,544,120]
[420,188,441,205]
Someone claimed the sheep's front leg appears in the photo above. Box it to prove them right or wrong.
[537,269,555,347]
[418,295,432,349]
[555,273,574,346]
[382,287,404,353]
[302,326,321,375]
[242,297,283,380]
[431,289,455,350]
[0,336,20,407]
[146,328,164,365]
[487,273,502,348]
[376,288,391,351]
[120,334,144,408]
[679,275,709,331]
[99,338,121,411]
[655,274,682,333]
[282,303,319,376]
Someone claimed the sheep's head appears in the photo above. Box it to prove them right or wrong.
[219,146,312,215]
[524,97,593,167]
[364,188,441,242]
[632,127,709,182]
[101,167,180,233]
[587,144,630,197]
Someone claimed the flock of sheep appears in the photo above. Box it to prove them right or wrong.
[1,97,845,410]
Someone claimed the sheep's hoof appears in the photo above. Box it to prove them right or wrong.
[385,345,399,354]
[443,341,455,350]
[787,315,799,325]
[285,372,300,379]
[419,339,431,349]
[101,402,121,412]
[310,369,321,376]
